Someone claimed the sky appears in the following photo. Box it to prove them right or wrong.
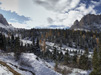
[0,0,101,29]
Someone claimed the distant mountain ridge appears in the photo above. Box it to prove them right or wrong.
[71,14,101,32]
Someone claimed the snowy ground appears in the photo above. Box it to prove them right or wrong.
[0,64,13,75]
[0,40,92,75]
[0,51,92,75]
[20,39,32,46]
[0,52,61,75]
[59,65,91,75]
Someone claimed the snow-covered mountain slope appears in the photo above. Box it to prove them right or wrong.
[0,52,92,75]
[0,52,61,75]
[20,53,61,75]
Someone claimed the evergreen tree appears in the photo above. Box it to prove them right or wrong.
[92,48,99,71]
[52,48,57,60]
[98,46,101,74]
[0,33,6,50]
[36,38,40,48]
[84,47,89,56]
[78,47,90,70]
[11,34,15,52]
[58,52,63,61]
[79,54,89,70]
[97,40,101,74]
[90,37,101,75]
[14,37,21,61]
[64,50,70,64]
[2,35,6,51]
[32,37,35,46]
[72,54,77,66]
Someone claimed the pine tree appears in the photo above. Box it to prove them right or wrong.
[36,38,40,48]
[79,54,89,70]
[72,54,77,65]
[11,34,15,52]
[14,37,21,61]
[52,48,57,60]
[98,46,101,74]
[97,41,101,74]
[92,48,99,71]
[64,50,70,64]
[58,52,63,61]
[32,37,35,46]
[90,37,101,75]
[2,35,6,51]
[84,47,89,56]
[0,33,6,50]
[90,48,99,75]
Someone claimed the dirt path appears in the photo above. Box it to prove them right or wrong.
[0,60,21,75]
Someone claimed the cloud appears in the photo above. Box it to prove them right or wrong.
[33,0,60,11]
[9,22,29,29]
[0,9,31,24]
[32,0,97,28]
[0,2,1,5]
[0,0,19,13]
[33,0,98,27]
[0,0,100,29]
[76,3,96,15]
[91,0,101,6]
[33,0,80,12]
[9,20,33,29]
[47,17,54,24]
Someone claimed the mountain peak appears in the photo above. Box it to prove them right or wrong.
[71,14,101,32]
[0,14,9,26]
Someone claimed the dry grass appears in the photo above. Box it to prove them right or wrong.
[0,60,21,75]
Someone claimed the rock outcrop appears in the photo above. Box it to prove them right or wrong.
[71,14,101,32]
[0,14,9,25]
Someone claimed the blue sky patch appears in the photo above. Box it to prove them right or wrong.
[0,9,31,24]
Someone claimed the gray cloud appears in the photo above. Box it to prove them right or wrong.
[35,0,59,5]
[32,0,79,12]
[33,0,60,11]
[47,17,54,24]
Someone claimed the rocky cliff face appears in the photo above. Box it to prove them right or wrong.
[0,14,9,25]
[0,14,16,34]
[71,14,101,32]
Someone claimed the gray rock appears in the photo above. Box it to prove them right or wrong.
[71,14,101,32]
[0,14,9,25]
